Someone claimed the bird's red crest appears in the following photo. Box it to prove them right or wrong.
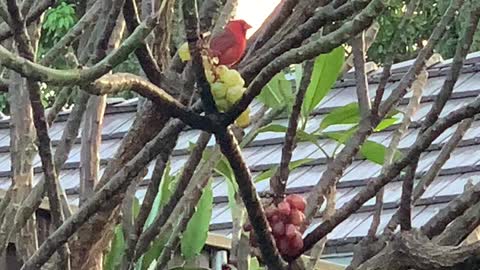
[226,19,252,34]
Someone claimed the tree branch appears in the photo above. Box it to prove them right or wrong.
[0,3,174,86]
[357,231,480,270]
[239,0,372,82]
[270,60,313,197]
[216,127,286,269]
[183,0,218,114]
[422,176,480,240]
[7,0,69,267]
[241,0,298,62]
[20,116,190,270]
[130,132,211,264]
[352,31,372,119]
[300,96,480,258]
[0,0,55,43]
[91,73,216,131]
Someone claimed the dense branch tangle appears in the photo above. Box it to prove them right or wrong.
[0,0,478,269]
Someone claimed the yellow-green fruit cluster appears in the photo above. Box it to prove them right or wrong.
[206,64,250,127]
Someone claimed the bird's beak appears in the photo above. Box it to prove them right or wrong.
[244,23,252,30]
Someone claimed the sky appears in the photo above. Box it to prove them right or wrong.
[235,0,281,38]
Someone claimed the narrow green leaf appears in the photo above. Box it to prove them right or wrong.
[320,103,359,130]
[103,225,125,270]
[375,117,399,131]
[143,162,175,229]
[327,131,402,165]
[302,47,345,117]
[254,158,315,183]
[181,181,213,259]
[254,167,276,183]
[140,235,169,270]
[257,124,288,134]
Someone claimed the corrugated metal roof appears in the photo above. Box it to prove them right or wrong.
[0,52,479,256]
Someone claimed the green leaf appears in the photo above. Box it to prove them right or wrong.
[254,158,315,183]
[375,117,399,131]
[250,257,265,270]
[139,235,169,270]
[302,46,345,117]
[320,103,359,131]
[258,124,288,134]
[181,181,213,259]
[103,225,125,270]
[143,162,175,230]
[359,140,389,164]
[257,72,294,110]
[254,168,276,183]
[327,131,402,165]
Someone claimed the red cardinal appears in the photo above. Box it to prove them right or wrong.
[209,19,252,67]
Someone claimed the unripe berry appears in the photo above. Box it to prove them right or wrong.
[286,194,307,212]
[220,69,245,87]
[215,99,229,112]
[278,201,291,216]
[235,107,250,128]
[226,85,245,104]
[216,65,229,78]
[210,82,227,99]
[272,221,286,236]
[289,209,305,226]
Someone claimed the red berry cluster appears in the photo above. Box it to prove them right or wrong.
[244,194,306,258]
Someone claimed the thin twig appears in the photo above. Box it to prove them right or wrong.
[398,161,417,231]
[240,0,372,82]
[183,0,218,114]
[20,117,189,270]
[130,132,211,264]
[7,0,70,268]
[270,60,313,197]
[45,87,75,126]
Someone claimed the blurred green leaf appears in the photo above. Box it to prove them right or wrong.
[254,158,315,183]
[103,225,125,270]
[257,72,294,111]
[320,103,359,131]
[181,181,213,259]
[302,46,345,118]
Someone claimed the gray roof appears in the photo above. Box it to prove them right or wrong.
[1,52,480,256]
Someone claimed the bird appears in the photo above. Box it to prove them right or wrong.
[208,19,252,67]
